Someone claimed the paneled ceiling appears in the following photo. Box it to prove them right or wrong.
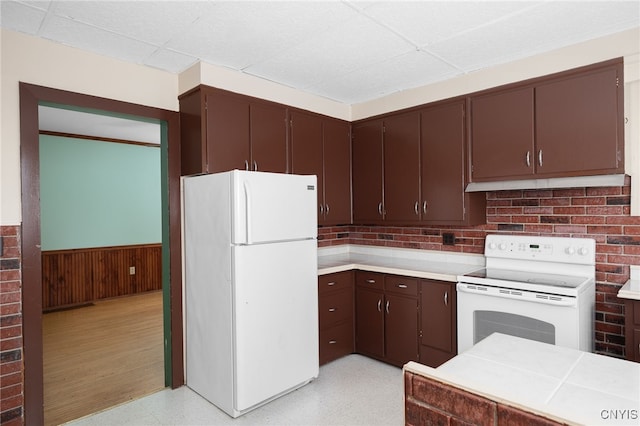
[2,0,639,105]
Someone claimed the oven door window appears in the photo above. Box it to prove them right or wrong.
[474,310,555,346]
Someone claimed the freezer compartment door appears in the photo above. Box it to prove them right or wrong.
[231,170,317,244]
[232,239,319,412]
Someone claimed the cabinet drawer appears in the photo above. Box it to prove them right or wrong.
[318,271,353,295]
[319,289,353,328]
[385,275,418,296]
[356,271,384,291]
[319,321,354,365]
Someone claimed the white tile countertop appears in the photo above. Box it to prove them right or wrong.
[405,333,640,426]
[317,244,485,281]
[618,265,640,301]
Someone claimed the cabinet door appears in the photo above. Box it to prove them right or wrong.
[535,66,622,176]
[352,120,384,223]
[384,293,419,366]
[383,112,421,223]
[421,281,454,353]
[355,287,384,359]
[250,102,288,173]
[470,87,534,181]
[290,111,324,218]
[421,101,466,223]
[206,92,250,173]
[322,118,352,225]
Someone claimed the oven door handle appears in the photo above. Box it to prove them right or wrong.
[456,283,577,307]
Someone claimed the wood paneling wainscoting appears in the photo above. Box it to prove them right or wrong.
[42,244,162,311]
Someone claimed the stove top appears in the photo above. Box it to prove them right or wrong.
[458,235,596,297]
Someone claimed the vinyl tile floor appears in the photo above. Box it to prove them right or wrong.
[66,355,405,425]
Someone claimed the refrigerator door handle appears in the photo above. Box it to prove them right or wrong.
[243,180,252,244]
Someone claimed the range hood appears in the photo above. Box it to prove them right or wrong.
[465,174,627,192]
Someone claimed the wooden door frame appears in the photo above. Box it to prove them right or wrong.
[19,83,184,425]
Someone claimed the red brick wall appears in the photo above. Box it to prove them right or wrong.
[0,225,23,425]
[318,182,635,358]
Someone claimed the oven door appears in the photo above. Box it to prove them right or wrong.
[456,282,581,353]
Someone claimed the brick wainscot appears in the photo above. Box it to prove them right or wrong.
[0,225,23,425]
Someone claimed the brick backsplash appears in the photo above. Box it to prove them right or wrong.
[318,180,635,358]
[0,225,23,426]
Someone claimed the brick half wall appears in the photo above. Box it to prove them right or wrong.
[0,225,23,425]
[318,181,635,358]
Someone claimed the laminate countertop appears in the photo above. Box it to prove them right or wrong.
[405,333,640,425]
[619,266,640,301]
[317,244,484,282]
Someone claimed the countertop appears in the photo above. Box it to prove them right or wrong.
[618,265,640,301]
[405,333,640,425]
[317,244,484,282]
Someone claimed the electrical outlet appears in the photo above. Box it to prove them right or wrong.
[443,233,456,246]
[129,266,136,275]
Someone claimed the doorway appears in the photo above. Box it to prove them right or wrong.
[19,83,184,425]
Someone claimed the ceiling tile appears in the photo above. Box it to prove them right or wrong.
[167,1,359,70]
[308,50,461,103]
[50,0,212,46]
[245,13,416,91]
[144,48,198,73]
[40,14,159,64]
[0,0,47,34]
[361,1,542,46]
[428,1,640,73]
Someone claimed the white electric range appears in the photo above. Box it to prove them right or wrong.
[457,234,596,353]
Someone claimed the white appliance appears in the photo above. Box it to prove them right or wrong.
[457,235,596,353]
[182,170,319,418]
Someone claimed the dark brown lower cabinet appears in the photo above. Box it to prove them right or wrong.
[420,280,457,367]
[355,271,419,367]
[318,271,354,365]
[624,299,640,362]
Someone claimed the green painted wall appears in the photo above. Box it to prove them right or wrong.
[39,134,161,250]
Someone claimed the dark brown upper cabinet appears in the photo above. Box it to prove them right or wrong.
[383,111,421,223]
[179,86,287,175]
[470,58,624,182]
[420,100,485,225]
[290,111,352,225]
[352,120,384,224]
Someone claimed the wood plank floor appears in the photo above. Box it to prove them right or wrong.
[43,291,165,425]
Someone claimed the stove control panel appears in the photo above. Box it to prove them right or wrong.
[485,235,595,265]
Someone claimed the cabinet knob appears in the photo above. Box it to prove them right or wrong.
[366,279,376,284]
[385,300,390,314]
[444,291,448,307]
[414,201,419,215]
[325,204,330,214]
[423,201,428,214]
[538,149,543,167]
[378,202,383,216]
[328,308,336,312]
[327,281,336,286]
[253,160,258,171]
[397,284,408,289]
[329,340,337,345]
[525,151,531,167]
[244,160,249,171]
[377,299,382,312]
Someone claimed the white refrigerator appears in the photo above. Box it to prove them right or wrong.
[182,170,319,418]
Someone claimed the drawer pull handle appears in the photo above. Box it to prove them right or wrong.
[366,279,376,284]
[329,308,336,312]
[397,284,408,289]
[327,281,336,286]
[329,340,337,345]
